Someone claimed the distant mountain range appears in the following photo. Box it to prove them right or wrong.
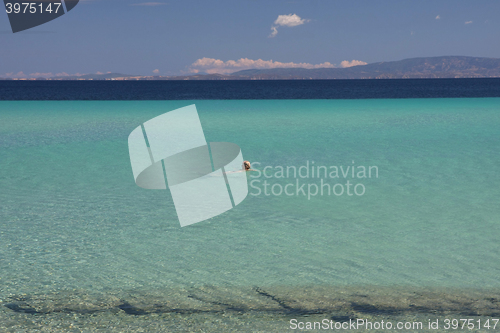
[2,56,500,80]
[232,56,500,79]
[229,56,500,79]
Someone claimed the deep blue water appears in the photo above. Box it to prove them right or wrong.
[1,78,500,100]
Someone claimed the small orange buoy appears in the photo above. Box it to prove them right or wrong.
[243,161,251,171]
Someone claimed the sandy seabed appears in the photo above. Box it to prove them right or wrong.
[1,285,499,332]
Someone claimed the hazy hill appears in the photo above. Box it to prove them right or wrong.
[230,56,500,79]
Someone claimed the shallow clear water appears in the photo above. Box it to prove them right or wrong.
[1,99,499,331]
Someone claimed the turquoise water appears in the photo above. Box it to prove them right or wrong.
[1,99,499,331]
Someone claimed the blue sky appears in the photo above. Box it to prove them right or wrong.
[1,0,499,77]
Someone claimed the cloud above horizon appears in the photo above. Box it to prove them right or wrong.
[465,21,473,24]
[435,15,440,19]
[2,71,105,78]
[3,60,369,78]
[189,57,367,74]
[269,14,309,38]
[3,71,58,78]
[339,60,368,68]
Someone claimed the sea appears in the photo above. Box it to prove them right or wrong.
[0,79,499,332]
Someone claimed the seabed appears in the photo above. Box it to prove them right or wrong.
[1,285,499,332]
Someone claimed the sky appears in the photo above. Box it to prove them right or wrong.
[1,0,499,78]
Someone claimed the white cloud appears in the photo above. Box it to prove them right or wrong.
[435,15,440,19]
[29,72,53,78]
[269,13,309,38]
[2,72,85,78]
[465,21,473,24]
[55,72,84,77]
[4,71,26,78]
[131,2,166,6]
[190,57,344,74]
[339,60,368,68]
[274,14,309,27]
[269,26,278,38]
[153,69,160,74]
